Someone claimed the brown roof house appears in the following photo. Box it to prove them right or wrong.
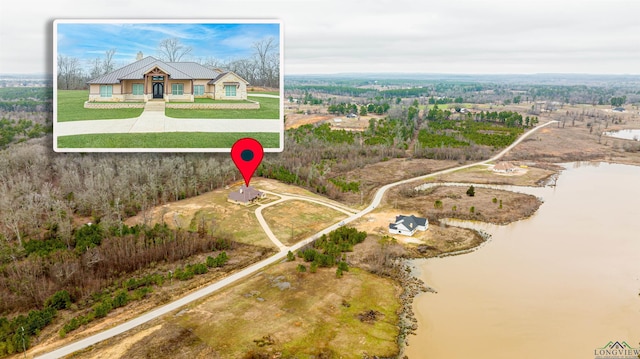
[87,56,249,103]
[227,185,265,205]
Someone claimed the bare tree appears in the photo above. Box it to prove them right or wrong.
[103,48,117,74]
[157,38,192,62]
[57,55,82,90]
[252,37,279,88]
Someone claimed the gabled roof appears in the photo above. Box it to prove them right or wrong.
[87,56,224,84]
[228,185,263,203]
[493,162,516,171]
[207,71,250,85]
[389,215,427,231]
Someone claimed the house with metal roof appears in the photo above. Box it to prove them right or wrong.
[227,185,265,205]
[87,56,249,103]
[389,215,428,236]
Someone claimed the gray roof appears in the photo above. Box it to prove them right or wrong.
[389,215,427,230]
[228,185,264,203]
[87,56,224,84]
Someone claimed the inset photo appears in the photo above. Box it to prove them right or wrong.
[53,19,283,152]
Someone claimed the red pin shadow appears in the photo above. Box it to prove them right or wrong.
[231,138,264,187]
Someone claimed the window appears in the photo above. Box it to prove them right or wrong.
[152,76,164,81]
[171,83,184,95]
[100,85,112,98]
[225,85,236,97]
[194,85,204,96]
[132,84,143,95]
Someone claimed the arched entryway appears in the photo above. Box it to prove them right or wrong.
[152,82,164,99]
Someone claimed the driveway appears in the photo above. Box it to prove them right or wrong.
[55,101,281,136]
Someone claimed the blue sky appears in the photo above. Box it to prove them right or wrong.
[56,21,280,70]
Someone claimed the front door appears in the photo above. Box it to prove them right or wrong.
[152,82,163,99]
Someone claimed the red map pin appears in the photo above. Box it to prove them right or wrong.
[231,138,264,187]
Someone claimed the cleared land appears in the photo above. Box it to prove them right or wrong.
[424,163,559,186]
[262,200,348,246]
[67,261,401,359]
[351,210,484,257]
[330,158,459,206]
[124,185,275,248]
[386,184,542,225]
[57,90,144,122]
[499,104,640,165]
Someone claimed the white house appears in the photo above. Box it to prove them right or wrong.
[493,162,517,173]
[389,215,428,236]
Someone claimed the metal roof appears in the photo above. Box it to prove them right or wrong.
[87,56,225,84]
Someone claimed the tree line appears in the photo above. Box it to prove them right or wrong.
[57,37,280,90]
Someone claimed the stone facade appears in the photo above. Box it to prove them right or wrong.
[83,102,145,109]
[166,101,260,110]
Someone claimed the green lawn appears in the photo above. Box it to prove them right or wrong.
[248,91,279,95]
[57,90,144,122]
[165,96,280,119]
[56,132,280,149]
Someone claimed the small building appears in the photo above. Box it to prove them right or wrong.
[227,185,265,205]
[493,162,517,173]
[389,215,428,236]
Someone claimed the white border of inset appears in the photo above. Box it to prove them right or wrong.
[53,19,283,153]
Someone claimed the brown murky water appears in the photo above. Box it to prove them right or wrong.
[406,162,640,359]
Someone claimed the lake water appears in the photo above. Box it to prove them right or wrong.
[604,129,640,141]
[405,162,640,359]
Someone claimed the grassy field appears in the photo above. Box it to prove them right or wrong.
[123,186,275,248]
[57,90,144,122]
[248,91,279,95]
[56,132,280,149]
[262,200,348,246]
[78,262,400,358]
[166,96,280,119]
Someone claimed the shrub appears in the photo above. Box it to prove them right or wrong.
[112,290,129,308]
[296,264,307,273]
[45,290,72,310]
[466,185,475,197]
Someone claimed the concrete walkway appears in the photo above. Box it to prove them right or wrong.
[55,100,281,136]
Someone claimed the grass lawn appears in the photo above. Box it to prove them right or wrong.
[262,200,348,246]
[57,132,280,149]
[166,96,280,119]
[57,90,144,122]
[248,91,279,95]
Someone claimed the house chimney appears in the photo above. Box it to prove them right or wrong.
[136,51,143,61]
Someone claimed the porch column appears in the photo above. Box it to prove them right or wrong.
[144,75,148,102]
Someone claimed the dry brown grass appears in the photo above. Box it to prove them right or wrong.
[262,200,348,245]
[425,163,560,187]
[66,261,401,359]
[332,158,459,207]
[386,185,541,225]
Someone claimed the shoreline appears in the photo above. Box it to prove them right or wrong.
[396,159,638,358]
